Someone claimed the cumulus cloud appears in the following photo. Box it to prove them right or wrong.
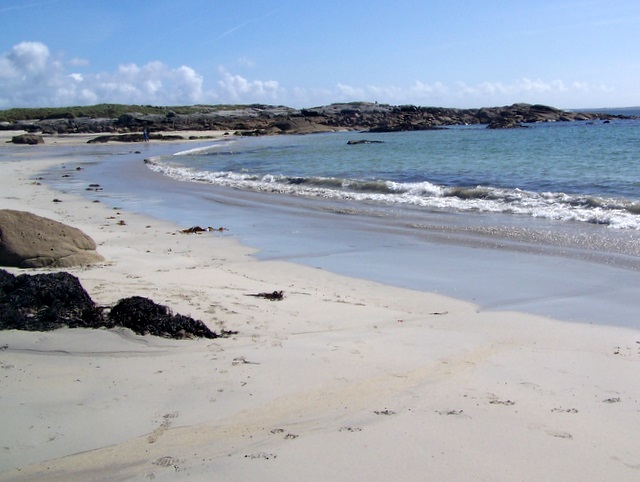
[216,66,281,103]
[8,41,50,74]
[412,81,448,96]
[0,41,612,109]
[0,41,280,108]
[290,86,334,107]
[450,78,588,101]
[86,61,204,104]
[336,83,366,100]
[326,78,603,108]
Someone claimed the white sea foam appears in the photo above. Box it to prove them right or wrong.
[172,139,237,156]
[144,158,640,229]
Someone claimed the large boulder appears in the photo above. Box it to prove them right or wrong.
[0,210,104,268]
[10,134,44,145]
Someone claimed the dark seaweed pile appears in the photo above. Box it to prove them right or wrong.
[0,270,103,331]
[109,296,221,339]
[0,269,233,339]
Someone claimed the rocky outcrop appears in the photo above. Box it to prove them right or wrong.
[347,139,385,145]
[297,102,626,131]
[87,132,185,143]
[487,118,527,129]
[0,210,104,268]
[0,102,632,138]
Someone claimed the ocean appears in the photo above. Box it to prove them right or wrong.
[146,118,640,230]
[32,117,640,327]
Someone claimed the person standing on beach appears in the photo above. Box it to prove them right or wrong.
[143,128,150,142]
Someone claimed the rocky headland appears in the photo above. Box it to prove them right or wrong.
[1,102,632,142]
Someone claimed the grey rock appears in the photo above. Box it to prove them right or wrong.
[10,133,44,144]
[0,210,104,268]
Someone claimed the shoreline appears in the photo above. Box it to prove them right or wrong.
[47,132,640,327]
[1,134,640,481]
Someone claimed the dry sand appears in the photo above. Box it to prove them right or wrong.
[1,133,640,481]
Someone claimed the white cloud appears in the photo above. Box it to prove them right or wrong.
[597,83,615,93]
[8,41,50,74]
[0,56,17,79]
[67,57,89,67]
[412,81,449,96]
[0,41,619,109]
[290,86,334,107]
[174,66,204,103]
[236,57,256,68]
[329,78,579,106]
[0,41,213,107]
[0,41,287,107]
[216,66,281,103]
[571,81,589,91]
[336,83,365,100]
[466,78,577,98]
[301,77,609,108]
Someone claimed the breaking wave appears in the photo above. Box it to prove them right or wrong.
[144,156,640,229]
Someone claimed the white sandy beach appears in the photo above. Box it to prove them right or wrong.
[1,133,640,481]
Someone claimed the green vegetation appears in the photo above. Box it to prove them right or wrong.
[0,103,277,122]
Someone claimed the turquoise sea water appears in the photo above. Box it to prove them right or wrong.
[146,119,640,229]
[22,117,640,326]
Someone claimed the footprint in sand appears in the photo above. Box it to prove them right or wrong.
[374,409,396,415]
[489,399,515,406]
[269,428,299,439]
[152,456,182,468]
[487,393,516,406]
[528,423,573,440]
[339,426,363,432]
[245,452,277,460]
[147,412,179,444]
[436,409,465,416]
[551,407,579,413]
[547,430,573,439]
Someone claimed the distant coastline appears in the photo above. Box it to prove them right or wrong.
[570,106,640,116]
[1,102,636,143]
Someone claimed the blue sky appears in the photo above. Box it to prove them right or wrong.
[1,0,639,109]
